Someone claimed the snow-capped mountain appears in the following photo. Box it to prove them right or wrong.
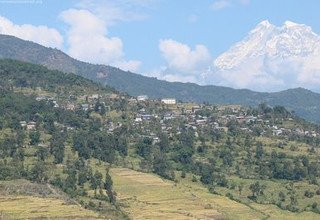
[212,20,320,92]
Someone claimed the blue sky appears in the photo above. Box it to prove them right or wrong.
[0,0,319,90]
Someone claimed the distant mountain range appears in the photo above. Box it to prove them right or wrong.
[1,34,320,122]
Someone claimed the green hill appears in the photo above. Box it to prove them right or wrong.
[1,59,320,219]
[1,34,320,122]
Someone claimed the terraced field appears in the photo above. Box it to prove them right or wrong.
[110,168,259,219]
[0,196,101,219]
[0,180,101,219]
[110,168,320,220]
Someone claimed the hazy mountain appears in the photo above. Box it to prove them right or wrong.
[213,20,320,91]
[1,34,320,122]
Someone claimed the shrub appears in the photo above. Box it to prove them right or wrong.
[304,190,315,198]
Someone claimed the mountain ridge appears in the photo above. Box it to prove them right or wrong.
[1,34,320,122]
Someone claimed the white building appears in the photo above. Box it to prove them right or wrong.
[137,95,148,101]
[161,98,176,105]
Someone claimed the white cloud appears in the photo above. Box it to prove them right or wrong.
[159,39,212,74]
[298,55,320,86]
[115,60,142,72]
[211,0,232,10]
[162,74,198,83]
[60,9,141,72]
[76,0,152,25]
[210,53,320,92]
[0,16,63,48]
[150,39,212,84]
[212,57,285,91]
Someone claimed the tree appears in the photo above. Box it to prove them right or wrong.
[64,167,77,193]
[36,145,49,161]
[16,129,25,148]
[115,135,128,157]
[137,137,153,159]
[104,169,115,203]
[153,152,171,179]
[238,183,244,195]
[181,170,186,178]
[29,160,48,183]
[159,133,170,152]
[50,132,65,164]
[249,181,266,199]
[90,171,103,196]
[255,142,264,159]
[73,131,90,160]
[278,191,286,202]
[29,130,40,145]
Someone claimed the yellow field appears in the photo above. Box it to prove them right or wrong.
[0,196,101,219]
[110,168,320,220]
[110,168,263,219]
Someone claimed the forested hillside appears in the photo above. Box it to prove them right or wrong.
[1,34,320,123]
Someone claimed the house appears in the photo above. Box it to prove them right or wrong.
[161,98,176,105]
[20,121,27,128]
[135,117,143,122]
[273,129,283,136]
[141,114,153,120]
[52,100,59,108]
[81,104,89,111]
[192,105,201,113]
[196,119,207,125]
[66,103,75,110]
[36,96,46,101]
[27,122,36,130]
[137,95,148,101]
[91,94,100,100]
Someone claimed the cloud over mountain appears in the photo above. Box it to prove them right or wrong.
[0,16,63,49]
[60,8,141,72]
[158,39,212,83]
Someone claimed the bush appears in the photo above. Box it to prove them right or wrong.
[208,185,217,194]
[181,170,186,178]
[312,202,318,210]
[226,192,234,200]
[305,190,315,198]
[192,175,197,182]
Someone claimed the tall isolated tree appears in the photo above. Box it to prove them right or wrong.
[104,169,115,203]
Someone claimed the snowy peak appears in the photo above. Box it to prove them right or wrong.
[256,20,273,28]
[214,20,320,70]
[284,20,298,28]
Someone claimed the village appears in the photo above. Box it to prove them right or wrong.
[21,91,319,146]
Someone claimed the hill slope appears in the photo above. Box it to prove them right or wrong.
[1,58,320,219]
[1,34,320,122]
